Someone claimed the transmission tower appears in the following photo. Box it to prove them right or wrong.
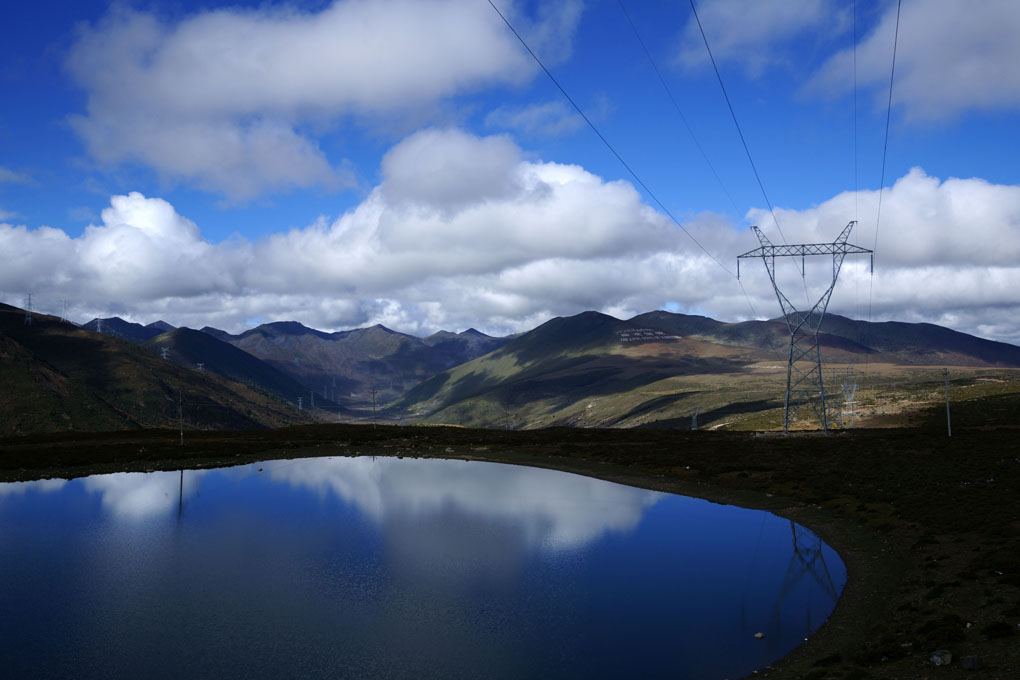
[840,368,858,428]
[24,293,33,325]
[160,347,169,360]
[738,221,872,433]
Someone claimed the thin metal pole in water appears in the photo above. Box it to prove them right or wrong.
[943,368,952,438]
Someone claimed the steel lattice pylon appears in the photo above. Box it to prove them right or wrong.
[738,221,872,433]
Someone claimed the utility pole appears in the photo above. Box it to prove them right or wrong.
[298,396,303,412]
[370,384,377,429]
[24,293,32,325]
[943,368,952,438]
[738,221,872,433]
[841,368,858,428]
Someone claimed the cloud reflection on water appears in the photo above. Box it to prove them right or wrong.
[2,457,663,554]
[0,477,68,498]
[81,469,208,519]
[265,456,664,551]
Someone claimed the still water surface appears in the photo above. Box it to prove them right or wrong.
[0,457,845,679]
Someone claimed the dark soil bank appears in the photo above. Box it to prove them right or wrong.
[2,399,1018,678]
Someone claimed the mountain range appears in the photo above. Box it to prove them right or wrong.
[198,321,509,410]
[3,303,1015,436]
[391,310,1020,429]
[0,304,312,437]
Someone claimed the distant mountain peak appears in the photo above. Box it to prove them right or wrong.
[242,320,332,340]
[145,320,175,332]
[83,316,171,343]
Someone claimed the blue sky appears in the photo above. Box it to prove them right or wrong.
[2,0,1019,343]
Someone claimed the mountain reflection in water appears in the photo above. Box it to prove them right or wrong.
[0,456,845,680]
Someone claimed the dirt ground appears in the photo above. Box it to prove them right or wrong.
[1,402,1018,678]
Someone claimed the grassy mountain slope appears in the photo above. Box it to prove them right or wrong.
[0,304,310,436]
[630,311,1020,366]
[391,311,763,428]
[393,310,1020,430]
[142,327,346,413]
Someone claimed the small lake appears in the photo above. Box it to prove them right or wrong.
[0,456,845,679]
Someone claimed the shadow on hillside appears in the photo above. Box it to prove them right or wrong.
[634,399,777,430]
[473,354,750,418]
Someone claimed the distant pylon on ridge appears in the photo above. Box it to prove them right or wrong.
[24,293,33,325]
[160,347,169,360]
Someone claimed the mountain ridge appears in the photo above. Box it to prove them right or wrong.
[0,304,312,436]
[391,309,1020,429]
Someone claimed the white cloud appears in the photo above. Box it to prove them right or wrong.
[0,208,19,221]
[0,166,32,184]
[808,0,1020,119]
[485,100,583,137]
[66,0,582,200]
[676,0,841,77]
[2,130,1019,344]
[739,167,1020,342]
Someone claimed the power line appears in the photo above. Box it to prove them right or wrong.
[615,0,742,217]
[486,0,737,279]
[872,0,902,261]
[868,0,902,324]
[687,0,786,245]
[852,0,861,323]
[853,0,859,224]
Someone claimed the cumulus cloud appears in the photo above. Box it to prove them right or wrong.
[3,130,1019,344]
[742,167,1020,341]
[675,0,841,77]
[66,0,582,200]
[807,0,1020,119]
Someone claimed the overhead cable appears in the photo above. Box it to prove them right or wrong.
[616,0,742,217]
[687,0,787,245]
[486,0,738,280]
[868,0,902,324]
